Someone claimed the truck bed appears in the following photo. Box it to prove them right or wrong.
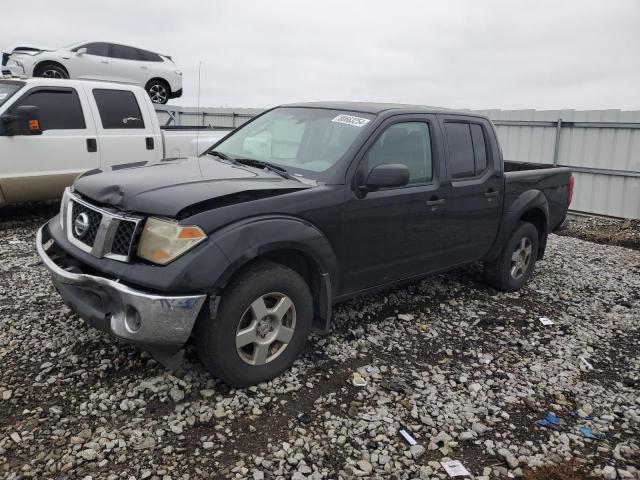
[504,161,572,231]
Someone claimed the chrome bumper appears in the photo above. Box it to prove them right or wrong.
[36,225,206,354]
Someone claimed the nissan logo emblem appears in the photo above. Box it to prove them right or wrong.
[73,212,90,238]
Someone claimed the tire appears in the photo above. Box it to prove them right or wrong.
[146,80,170,104]
[483,221,539,292]
[34,63,68,79]
[194,261,313,388]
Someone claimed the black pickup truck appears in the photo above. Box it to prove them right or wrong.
[36,102,573,386]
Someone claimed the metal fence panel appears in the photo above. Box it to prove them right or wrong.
[156,106,640,219]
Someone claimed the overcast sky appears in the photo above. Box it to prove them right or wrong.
[4,0,639,110]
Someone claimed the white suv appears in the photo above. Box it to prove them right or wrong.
[3,42,182,104]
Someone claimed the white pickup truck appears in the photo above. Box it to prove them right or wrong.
[0,75,230,206]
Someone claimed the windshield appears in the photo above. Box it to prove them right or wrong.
[0,82,23,108]
[210,107,375,175]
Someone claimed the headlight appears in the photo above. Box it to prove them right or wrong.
[137,217,207,265]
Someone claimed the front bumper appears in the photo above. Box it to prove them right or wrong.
[5,62,25,76]
[36,224,207,360]
[169,88,183,99]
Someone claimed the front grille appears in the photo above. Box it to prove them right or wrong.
[110,221,137,256]
[64,191,142,262]
[71,201,102,247]
[1,53,8,66]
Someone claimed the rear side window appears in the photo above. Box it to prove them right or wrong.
[93,89,145,129]
[445,122,489,179]
[138,49,162,62]
[109,44,140,60]
[11,89,85,131]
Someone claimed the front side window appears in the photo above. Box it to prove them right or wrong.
[84,42,109,57]
[445,122,489,179]
[11,89,85,131]
[365,122,433,184]
[213,108,375,174]
[93,89,145,129]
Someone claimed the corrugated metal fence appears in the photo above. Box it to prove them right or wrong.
[155,106,640,220]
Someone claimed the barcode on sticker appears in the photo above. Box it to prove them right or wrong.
[332,114,370,127]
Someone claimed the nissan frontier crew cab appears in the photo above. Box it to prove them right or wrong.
[36,102,574,387]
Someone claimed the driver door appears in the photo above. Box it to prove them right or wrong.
[340,115,445,295]
[71,42,112,81]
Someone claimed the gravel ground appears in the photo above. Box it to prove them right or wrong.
[1,210,639,480]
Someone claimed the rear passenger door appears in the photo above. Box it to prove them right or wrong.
[0,86,98,202]
[88,87,160,167]
[438,115,503,265]
[107,44,145,86]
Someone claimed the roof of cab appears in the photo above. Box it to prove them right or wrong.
[1,76,145,91]
[280,101,485,118]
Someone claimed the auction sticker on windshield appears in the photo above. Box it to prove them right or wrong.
[332,114,370,127]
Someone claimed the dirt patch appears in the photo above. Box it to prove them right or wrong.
[523,460,594,480]
[558,215,640,251]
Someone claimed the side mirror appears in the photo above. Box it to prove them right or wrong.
[76,47,88,56]
[0,105,42,136]
[360,163,410,193]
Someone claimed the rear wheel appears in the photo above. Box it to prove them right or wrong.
[195,262,313,387]
[146,80,170,104]
[34,63,68,79]
[483,221,539,292]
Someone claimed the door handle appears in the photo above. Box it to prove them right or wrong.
[484,190,499,198]
[101,60,109,64]
[146,137,154,150]
[140,66,148,69]
[86,138,97,152]
[425,197,446,206]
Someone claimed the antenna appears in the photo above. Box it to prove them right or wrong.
[195,60,204,180]
[196,60,202,155]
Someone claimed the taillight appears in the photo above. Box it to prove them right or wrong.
[567,175,574,206]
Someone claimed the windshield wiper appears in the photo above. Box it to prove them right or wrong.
[207,150,233,161]
[234,158,299,181]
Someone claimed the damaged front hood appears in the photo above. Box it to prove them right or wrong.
[6,44,57,54]
[73,157,313,217]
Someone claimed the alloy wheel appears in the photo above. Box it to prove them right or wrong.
[149,84,168,104]
[42,69,64,79]
[235,292,296,366]
[510,237,533,279]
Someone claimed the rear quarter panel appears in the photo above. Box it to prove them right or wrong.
[505,167,572,230]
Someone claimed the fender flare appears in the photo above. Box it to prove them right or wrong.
[485,189,550,262]
[209,215,338,332]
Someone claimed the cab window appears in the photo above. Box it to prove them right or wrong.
[10,88,85,131]
[93,89,145,129]
[444,122,489,179]
[365,122,433,185]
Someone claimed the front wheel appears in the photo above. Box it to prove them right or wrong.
[194,262,313,387]
[483,221,539,292]
[34,64,69,79]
